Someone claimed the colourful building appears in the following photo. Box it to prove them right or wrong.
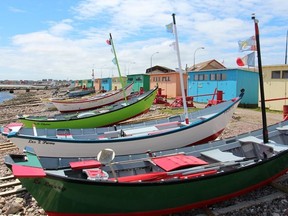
[94,78,102,92]
[187,68,259,107]
[147,65,187,98]
[112,76,127,90]
[127,74,150,92]
[262,64,288,111]
[101,78,112,91]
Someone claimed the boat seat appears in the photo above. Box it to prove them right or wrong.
[103,131,120,139]
[201,149,245,162]
[197,113,217,120]
[155,121,181,130]
[239,136,288,153]
[266,143,288,152]
[239,136,263,144]
[276,125,288,135]
[70,160,101,170]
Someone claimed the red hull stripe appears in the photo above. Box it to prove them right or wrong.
[45,169,288,216]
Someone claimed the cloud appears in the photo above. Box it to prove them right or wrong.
[8,6,26,13]
[48,19,74,36]
[1,0,288,80]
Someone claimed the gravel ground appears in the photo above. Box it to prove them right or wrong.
[0,90,287,215]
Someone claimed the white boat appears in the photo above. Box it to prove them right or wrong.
[51,83,133,113]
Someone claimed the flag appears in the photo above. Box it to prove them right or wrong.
[112,57,117,65]
[169,41,176,50]
[238,36,256,52]
[236,52,255,67]
[106,39,111,45]
[166,22,173,33]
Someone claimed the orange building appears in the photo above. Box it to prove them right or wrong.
[147,65,187,98]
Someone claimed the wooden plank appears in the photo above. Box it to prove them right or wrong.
[0,179,21,188]
[0,175,14,180]
[0,186,26,196]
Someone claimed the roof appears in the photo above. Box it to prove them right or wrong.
[187,59,226,72]
[146,65,176,74]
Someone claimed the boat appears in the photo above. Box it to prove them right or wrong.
[2,89,244,158]
[67,88,95,98]
[15,86,158,129]
[5,119,288,215]
[50,82,133,113]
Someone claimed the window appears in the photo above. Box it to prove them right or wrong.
[194,74,199,81]
[136,77,142,81]
[198,74,204,81]
[161,76,171,82]
[221,73,227,80]
[216,74,222,80]
[204,74,209,80]
[271,71,281,79]
[128,78,133,81]
[210,74,215,80]
[282,70,288,79]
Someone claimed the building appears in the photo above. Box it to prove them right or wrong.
[262,64,288,111]
[187,68,259,107]
[100,78,112,91]
[147,65,187,98]
[94,78,102,92]
[112,76,127,90]
[127,74,150,92]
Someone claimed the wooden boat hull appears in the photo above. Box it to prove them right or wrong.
[51,83,133,113]
[7,96,241,158]
[18,86,157,129]
[7,121,288,215]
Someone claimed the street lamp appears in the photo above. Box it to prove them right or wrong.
[150,52,159,69]
[193,47,205,70]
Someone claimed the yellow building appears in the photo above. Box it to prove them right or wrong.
[112,76,127,90]
[262,64,288,111]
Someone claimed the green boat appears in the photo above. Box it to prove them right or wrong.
[17,86,157,129]
[5,120,288,215]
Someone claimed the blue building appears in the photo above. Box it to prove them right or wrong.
[101,78,112,91]
[187,68,259,107]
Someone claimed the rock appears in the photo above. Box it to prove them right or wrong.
[5,202,23,214]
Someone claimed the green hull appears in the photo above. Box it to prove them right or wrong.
[13,151,288,215]
[19,87,157,129]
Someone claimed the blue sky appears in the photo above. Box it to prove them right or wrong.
[0,0,287,80]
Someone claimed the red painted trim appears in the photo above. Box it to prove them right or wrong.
[191,128,224,145]
[12,164,46,178]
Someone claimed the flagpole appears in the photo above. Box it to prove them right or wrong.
[285,30,288,64]
[252,14,268,143]
[109,33,127,103]
[171,13,189,124]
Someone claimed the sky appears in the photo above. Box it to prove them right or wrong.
[0,0,287,81]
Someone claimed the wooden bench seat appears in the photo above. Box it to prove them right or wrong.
[201,149,245,162]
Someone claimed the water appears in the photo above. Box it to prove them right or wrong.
[0,91,14,104]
